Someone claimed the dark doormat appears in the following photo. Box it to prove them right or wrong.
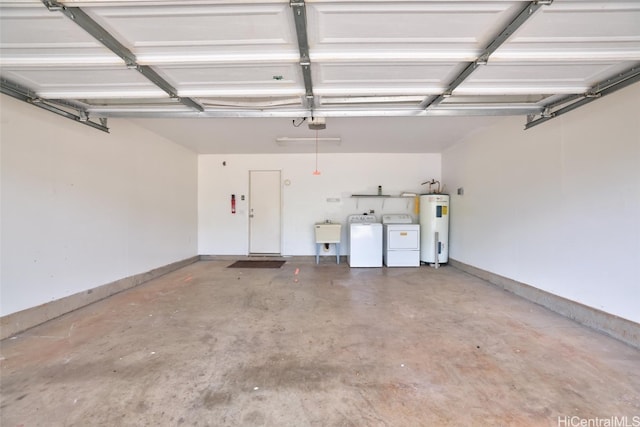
[227,260,286,269]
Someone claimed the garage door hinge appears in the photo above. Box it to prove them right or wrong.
[42,0,63,11]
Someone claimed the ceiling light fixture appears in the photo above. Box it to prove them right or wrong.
[275,137,341,146]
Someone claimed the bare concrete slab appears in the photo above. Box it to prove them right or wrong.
[1,260,639,426]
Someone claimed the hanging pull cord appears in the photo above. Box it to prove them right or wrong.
[313,128,321,175]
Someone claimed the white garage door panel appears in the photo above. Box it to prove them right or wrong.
[308,2,521,53]
[317,62,458,84]
[2,67,164,98]
[161,63,301,90]
[0,7,118,63]
[513,3,640,40]
[495,2,640,60]
[0,7,96,45]
[458,61,638,95]
[88,4,297,57]
[314,62,461,96]
[1,1,637,122]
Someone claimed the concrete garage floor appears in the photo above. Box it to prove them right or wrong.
[1,259,639,426]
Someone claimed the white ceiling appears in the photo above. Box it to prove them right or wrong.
[1,0,639,153]
[129,115,503,154]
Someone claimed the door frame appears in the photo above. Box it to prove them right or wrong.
[248,169,282,255]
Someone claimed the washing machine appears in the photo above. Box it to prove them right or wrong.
[347,214,382,267]
[382,214,420,267]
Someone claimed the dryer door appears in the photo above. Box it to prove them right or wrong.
[388,227,419,250]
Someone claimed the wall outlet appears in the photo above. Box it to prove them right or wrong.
[326,197,340,203]
[457,187,464,196]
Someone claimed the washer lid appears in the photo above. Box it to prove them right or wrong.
[348,214,378,223]
[382,214,413,224]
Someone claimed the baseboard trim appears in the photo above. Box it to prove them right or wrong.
[0,255,199,340]
[449,259,640,350]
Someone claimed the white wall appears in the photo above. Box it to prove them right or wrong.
[442,82,640,323]
[199,153,440,256]
[0,95,198,316]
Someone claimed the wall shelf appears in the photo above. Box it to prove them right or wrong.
[351,194,417,209]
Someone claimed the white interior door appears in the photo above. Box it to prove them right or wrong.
[249,170,281,254]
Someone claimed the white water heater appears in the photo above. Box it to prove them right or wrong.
[419,194,450,264]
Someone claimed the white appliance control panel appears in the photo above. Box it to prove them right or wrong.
[382,214,413,224]
[348,214,378,223]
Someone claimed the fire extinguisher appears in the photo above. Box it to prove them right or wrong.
[231,194,236,214]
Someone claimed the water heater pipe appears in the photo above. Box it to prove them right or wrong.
[433,231,440,269]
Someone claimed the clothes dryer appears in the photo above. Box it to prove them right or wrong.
[382,214,420,267]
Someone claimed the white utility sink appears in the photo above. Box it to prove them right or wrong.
[314,223,342,264]
[315,223,341,243]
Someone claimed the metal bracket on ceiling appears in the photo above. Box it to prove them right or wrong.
[525,63,640,129]
[290,0,314,111]
[420,0,552,110]
[541,108,553,118]
[40,0,204,113]
[476,55,489,66]
[1,77,110,133]
[41,0,62,11]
